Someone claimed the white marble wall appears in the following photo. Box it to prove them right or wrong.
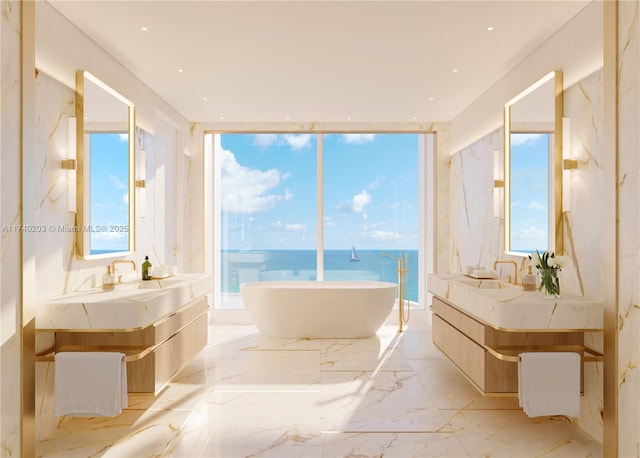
[448,70,605,441]
[616,1,640,455]
[1,1,23,454]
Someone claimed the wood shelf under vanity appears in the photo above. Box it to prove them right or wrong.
[431,296,601,395]
[40,296,208,394]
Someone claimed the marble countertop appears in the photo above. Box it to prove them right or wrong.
[36,273,213,331]
[427,273,603,331]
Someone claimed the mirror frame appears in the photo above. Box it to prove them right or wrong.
[503,70,563,256]
[75,70,136,259]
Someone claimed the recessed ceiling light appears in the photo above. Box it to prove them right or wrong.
[285,116,291,120]
[413,116,418,120]
[429,97,435,101]
[487,26,494,31]
[177,69,184,73]
[453,69,459,73]
[219,116,224,120]
[202,97,208,101]
[347,116,352,120]
[140,26,148,31]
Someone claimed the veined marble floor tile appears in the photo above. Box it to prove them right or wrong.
[199,391,322,458]
[320,336,412,372]
[36,408,190,458]
[320,371,448,432]
[447,409,602,457]
[214,350,320,392]
[410,359,521,410]
[320,432,470,457]
[239,334,322,351]
[395,329,446,361]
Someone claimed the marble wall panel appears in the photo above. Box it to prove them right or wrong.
[1,1,23,455]
[616,1,640,455]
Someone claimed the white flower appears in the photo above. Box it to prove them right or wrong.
[548,255,568,269]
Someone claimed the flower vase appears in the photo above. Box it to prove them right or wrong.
[538,268,561,299]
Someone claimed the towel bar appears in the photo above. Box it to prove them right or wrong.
[484,343,603,363]
[35,344,156,363]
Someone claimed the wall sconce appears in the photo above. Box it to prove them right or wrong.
[135,148,146,218]
[493,148,504,218]
[61,117,77,212]
[562,117,577,212]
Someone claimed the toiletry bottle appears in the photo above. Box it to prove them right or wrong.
[142,256,152,281]
[102,265,116,290]
[522,265,537,291]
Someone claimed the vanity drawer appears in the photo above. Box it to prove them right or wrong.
[432,297,485,345]
[432,314,485,390]
[153,296,208,344]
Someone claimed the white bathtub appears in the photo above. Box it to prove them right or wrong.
[240,281,397,338]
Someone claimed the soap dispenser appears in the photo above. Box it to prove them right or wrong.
[522,265,537,291]
[142,256,152,281]
[102,265,116,290]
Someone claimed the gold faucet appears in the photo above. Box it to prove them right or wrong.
[380,252,409,332]
[493,260,518,284]
[111,259,137,282]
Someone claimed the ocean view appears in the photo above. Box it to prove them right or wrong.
[221,249,419,303]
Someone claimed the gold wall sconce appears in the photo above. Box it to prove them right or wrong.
[61,117,77,212]
[562,117,577,212]
[493,148,504,218]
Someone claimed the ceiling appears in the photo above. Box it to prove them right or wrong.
[48,1,590,124]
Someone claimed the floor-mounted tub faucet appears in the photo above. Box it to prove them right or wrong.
[380,252,409,332]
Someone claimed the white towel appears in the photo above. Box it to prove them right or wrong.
[54,352,128,417]
[518,352,580,418]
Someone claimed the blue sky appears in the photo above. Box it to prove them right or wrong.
[90,132,129,252]
[218,133,419,251]
[509,132,549,253]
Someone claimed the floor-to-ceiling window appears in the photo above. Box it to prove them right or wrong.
[210,132,428,310]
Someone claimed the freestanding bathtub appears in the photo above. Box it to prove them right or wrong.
[240,281,397,338]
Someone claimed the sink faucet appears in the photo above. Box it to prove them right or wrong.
[493,260,518,284]
[111,259,137,283]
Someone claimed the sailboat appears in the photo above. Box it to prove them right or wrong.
[349,246,360,262]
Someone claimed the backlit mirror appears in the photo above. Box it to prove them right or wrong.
[504,70,562,256]
[76,71,135,258]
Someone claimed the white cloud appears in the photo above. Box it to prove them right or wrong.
[220,148,292,213]
[352,190,372,212]
[368,175,385,190]
[527,201,546,210]
[253,134,278,147]
[285,223,306,232]
[122,193,128,205]
[284,134,313,150]
[510,133,544,147]
[342,134,376,144]
[109,175,126,190]
[361,230,399,242]
[515,225,546,240]
[118,133,128,142]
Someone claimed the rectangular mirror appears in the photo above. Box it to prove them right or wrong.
[76,71,135,259]
[503,70,563,256]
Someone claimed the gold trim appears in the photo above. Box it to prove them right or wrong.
[61,159,77,170]
[562,158,578,170]
[135,179,146,188]
[484,343,603,363]
[493,179,504,188]
[75,70,136,259]
[504,70,563,255]
[35,309,208,363]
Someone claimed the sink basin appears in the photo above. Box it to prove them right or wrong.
[454,279,514,290]
[138,278,186,289]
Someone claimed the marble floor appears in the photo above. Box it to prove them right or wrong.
[36,314,602,457]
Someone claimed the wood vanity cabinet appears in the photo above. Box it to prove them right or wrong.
[431,296,584,394]
[54,296,208,394]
